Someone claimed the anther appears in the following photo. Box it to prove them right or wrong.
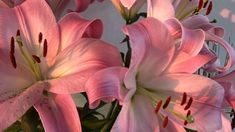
[186,110,191,117]
[198,0,204,11]
[155,100,162,114]
[16,29,20,36]
[203,0,209,8]
[184,120,188,126]
[163,96,171,109]
[184,97,193,110]
[43,39,47,57]
[10,37,15,54]
[181,92,187,106]
[38,32,43,43]
[206,1,212,15]
[32,55,41,63]
[162,116,168,128]
[10,52,17,68]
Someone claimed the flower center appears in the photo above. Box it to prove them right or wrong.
[136,87,195,128]
[176,0,213,21]
[9,30,48,81]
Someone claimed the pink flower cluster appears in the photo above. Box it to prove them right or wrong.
[0,0,235,132]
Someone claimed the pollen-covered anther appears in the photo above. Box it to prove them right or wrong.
[184,97,193,110]
[155,100,162,114]
[198,0,204,11]
[43,39,48,57]
[181,92,187,106]
[38,32,43,43]
[10,52,17,68]
[186,110,191,117]
[206,1,212,15]
[10,37,15,54]
[162,116,168,128]
[32,55,41,63]
[163,96,171,109]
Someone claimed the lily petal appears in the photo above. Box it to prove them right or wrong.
[0,82,45,131]
[111,94,160,132]
[75,0,92,12]
[215,114,232,132]
[34,94,81,132]
[123,17,175,88]
[86,67,128,109]
[58,12,102,51]
[147,0,175,22]
[47,38,122,94]
[205,33,235,72]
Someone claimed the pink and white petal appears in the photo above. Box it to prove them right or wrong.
[85,67,128,109]
[0,60,35,102]
[165,51,214,74]
[120,0,136,9]
[59,12,102,51]
[165,18,205,56]
[182,15,225,37]
[47,38,122,94]
[34,94,81,132]
[0,82,45,131]
[111,94,160,132]
[147,0,175,22]
[215,114,232,132]
[14,0,60,60]
[75,0,92,12]
[123,17,175,87]
[142,74,224,131]
[205,33,235,72]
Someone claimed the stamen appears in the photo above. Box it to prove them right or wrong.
[186,110,191,117]
[32,55,41,63]
[155,100,162,114]
[10,52,17,68]
[10,37,15,54]
[184,120,188,125]
[184,97,193,110]
[38,32,43,43]
[203,0,209,8]
[206,1,212,15]
[16,29,20,36]
[43,39,48,57]
[162,116,168,128]
[181,92,187,106]
[163,96,171,109]
[198,0,204,11]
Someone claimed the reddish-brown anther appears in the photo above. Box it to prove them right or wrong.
[10,37,15,54]
[16,29,20,36]
[32,55,41,63]
[198,0,204,11]
[162,116,168,128]
[206,1,212,15]
[43,39,48,57]
[38,32,43,43]
[184,97,193,110]
[181,92,187,105]
[10,52,17,68]
[155,100,162,114]
[186,110,191,117]
[163,96,171,109]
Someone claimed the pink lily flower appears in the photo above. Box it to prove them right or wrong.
[147,0,235,72]
[85,17,225,131]
[0,0,122,131]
